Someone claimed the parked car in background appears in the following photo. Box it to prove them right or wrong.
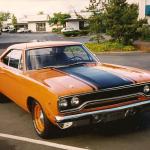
[2,26,15,33]
[0,41,150,139]
[61,27,76,33]
[2,27,9,32]
[17,28,31,33]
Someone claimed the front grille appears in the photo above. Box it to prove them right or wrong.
[60,83,150,112]
[78,84,148,103]
[84,96,139,110]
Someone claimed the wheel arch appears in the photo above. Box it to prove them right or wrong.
[27,96,36,112]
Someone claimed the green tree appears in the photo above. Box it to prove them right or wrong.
[49,12,71,29]
[87,0,105,43]
[104,0,144,44]
[0,12,10,28]
[0,12,10,21]
[12,14,17,30]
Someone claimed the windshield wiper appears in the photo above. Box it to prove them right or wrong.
[42,64,73,69]
[39,62,94,70]
[39,66,60,69]
[67,62,92,67]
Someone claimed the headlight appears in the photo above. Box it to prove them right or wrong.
[59,98,68,108]
[71,96,80,106]
[143,85,150,94]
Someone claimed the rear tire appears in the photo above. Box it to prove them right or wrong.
[31,101,61,139]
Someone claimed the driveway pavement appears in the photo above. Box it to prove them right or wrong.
[0,33,90,49]
[98,52,150,70]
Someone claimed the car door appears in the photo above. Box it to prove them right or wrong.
[0,49,26,106]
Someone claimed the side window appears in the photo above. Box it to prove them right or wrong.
[3,52,11,65]
[2,50,22,69]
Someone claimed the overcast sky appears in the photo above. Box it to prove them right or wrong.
[0,0,89,17]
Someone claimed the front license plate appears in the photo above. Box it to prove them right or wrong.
[105,111,125,122]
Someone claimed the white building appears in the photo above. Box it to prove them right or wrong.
[127,0,150,23]
[65,12,91,30]
[3,14,52,32]
[27,15,51,32]
[66,0,150,30]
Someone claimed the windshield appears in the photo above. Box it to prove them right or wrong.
[26,45,97,70]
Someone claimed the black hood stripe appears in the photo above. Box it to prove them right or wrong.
[58,66,134,90]
[99,68,137,84]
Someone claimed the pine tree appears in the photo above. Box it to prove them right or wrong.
[104,0,141,44]
[87,0,105,43]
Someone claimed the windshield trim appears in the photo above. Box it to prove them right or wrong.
[25,44,100,71]
[40,61,98,70]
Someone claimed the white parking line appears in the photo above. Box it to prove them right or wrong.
[0,133,88,150]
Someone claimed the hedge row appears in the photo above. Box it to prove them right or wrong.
[85,42,136,52]
[63,30,89,37]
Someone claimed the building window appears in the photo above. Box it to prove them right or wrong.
[79,21,84,30]
[145,5,150,16]
[36,23,46,31]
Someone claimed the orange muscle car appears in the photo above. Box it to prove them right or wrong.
[0,41,150,138]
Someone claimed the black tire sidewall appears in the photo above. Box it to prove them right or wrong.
[31,101,59,139]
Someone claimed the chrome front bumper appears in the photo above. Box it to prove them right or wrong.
[55,100,150,123]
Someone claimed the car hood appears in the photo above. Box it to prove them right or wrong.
[25,63,150,96]
[25,68,94,96]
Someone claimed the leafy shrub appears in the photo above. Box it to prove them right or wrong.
[81,26,90,30]
[63,30,80,37]
[52,28,57,33]
[89,34,106,42]
[52,28,62,33]
[122,46,135,51]
[139,25,150,41]
[79,30,89,36]
[85,42,136,52]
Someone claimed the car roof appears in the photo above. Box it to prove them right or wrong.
[8,41,82,50]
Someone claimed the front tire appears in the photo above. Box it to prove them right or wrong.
[31,101,60,139]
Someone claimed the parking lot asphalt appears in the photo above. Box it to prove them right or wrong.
[0,33,90,48]
[98,52,150,70]
[0,33,150,150]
